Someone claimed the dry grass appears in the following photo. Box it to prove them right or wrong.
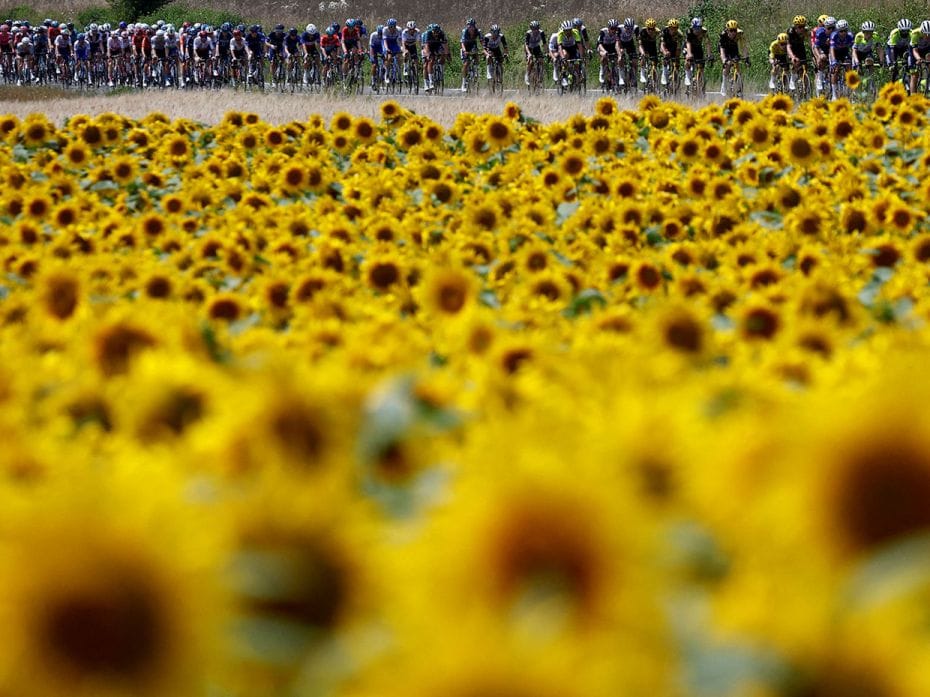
[0,90,677,126]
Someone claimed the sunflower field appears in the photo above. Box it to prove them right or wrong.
[2,86,930,697]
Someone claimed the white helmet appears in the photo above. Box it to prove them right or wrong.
[860,21,875,32]
[406,20,416,29]
[102,23,110,31]
[898,18,913,31]
[156,29,165,36]
[824,16,836,28]
[922,20,930,34]
[691,17,702,28]
[89,22,98,30]
[306,23,316,33]
[20,36,30,43]
[836,19,848,30]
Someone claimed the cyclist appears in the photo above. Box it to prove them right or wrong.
[639,18,661,85]
[618,17,639,88]
[786,15,809,71]
[886,19,912,83]
[548,24,561,84]
[597,19,621,87]
[0,24,13,75]
[525,20,545,86]
[192,30,213,84]
[685,17,710,87]
[54,26,72,81]
[460,17,481,90]
[215,23,232,69]
[911,20,930,94]
[571,17,590,55]
[422,23,447,90]
[73,32,90,82]
[718,19,748,95]
[341,18,362,80]
[812,16,835,93]
[661,18,683,88]
[382,18,402,86]
[368,23,384,87]
[852,21,877,70]
[557,19,582,87]
[400,20,419,83]
[14,33,32,84]
[244,25,265,83]
[483,24,507,83]
[33,26,50,80]
[769,32,789,90]
[320,25,341,82]
[829,19,854,98]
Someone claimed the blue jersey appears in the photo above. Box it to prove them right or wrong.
[814,26,831,50]
[369,31,383,54]
[382,26,401,52]
[301,30,320,45]
[74,41,90,60]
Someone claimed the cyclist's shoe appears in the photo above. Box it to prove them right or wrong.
[599,67,604,83]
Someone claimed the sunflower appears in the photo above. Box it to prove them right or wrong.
[380,99,404,124]
[784,131,817,167]
[0,472,230,697]
[845,69,861,90]
[741,304,781,340]
[109,155,137,184]
[38,268,81,321]
[485,116,514,149]
[352,116,377,143]
[24,192,52,220]
[92,322,159,376]
[62,142,91,168]
[278,164,307,195]
[21,116,52,147]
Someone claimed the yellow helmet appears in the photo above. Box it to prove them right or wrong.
[793,15,807,27]
[645,18,657,29]
[667,18,679,29]
[725,19,739,30]
[817,14,828,24]
[777,32,788,43]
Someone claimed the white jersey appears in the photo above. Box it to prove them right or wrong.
[548,32,559,51]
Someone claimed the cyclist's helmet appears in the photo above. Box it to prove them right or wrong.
[326,27,335,35]
[67,22,74,30]
[645,18,658,30]
[249,24,259,32]
[232,29,241,36]
[667,18,679,28]
[102,22,110,31]
[691,18,703,28]
[898,18,913,31]
[89,22,98,30]
[156,28,165,36]
[491,24,500,33]
[607,19,619,29]
[60,28,69,35]
[375,24,383,33]
[922,20,930,33]
[836,19,848,30]
[221,22,230,31]
[118,21,127,28]
[466,17,476,26]
[572,17,582,27]
[624,17,635,29]
[43,17,51,25]
[530,20,540,29]
[346,18,355,27]
[289,27,298,34]
[777,32,788,42]
[860,21,875,32]
[793,15,807,27]
[725,19,739,30]
[406,20,416,29]
[560,20,572,31]
[275,23,284,31]
[387,18,397,27]
[20,35,30,43]
[817,14,828,24]
[824,17,836,28]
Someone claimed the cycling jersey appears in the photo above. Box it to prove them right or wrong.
[245,33,263,54]
[0,30,11,52]
[598,28,619,53]
[548,32,559,52]
[813,26,830,51]
[830,30,853,61]
[786,26,808,58]
[193,36,213,57]
[525,28,545,50]
[369,31,383,54]
[853,32,875,56]
[15,41,32,56]
[55,34,71,56]
[342,26,360,49]
[284,34,300,53]
[230,37,246,55]
[483,32,506,50]
[887,27,910,48]
[911,29,930,53]
[640,28,660,57]
[424,28,446,50]
[769,40,788,63]
[619,25,638,52]
[461,25,481,51]
[151,34,166,49]
[302,30,321,47]
[321,34,340,54]
[662,27,682,56]
[557,28,580,48]
[401,27,419,48]
[74,40,89,60]
[718,29,745,59]
[382,26,401,53]
[686,28,707,59]
[34,34,49,54]
[267,30,285,50]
